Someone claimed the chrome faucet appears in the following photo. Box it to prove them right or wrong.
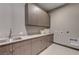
[9,28,12,39]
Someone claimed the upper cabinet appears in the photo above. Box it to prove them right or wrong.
[25,4,50,28]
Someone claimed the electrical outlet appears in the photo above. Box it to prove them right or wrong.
[70,38,79,46]
[70,38,78,42]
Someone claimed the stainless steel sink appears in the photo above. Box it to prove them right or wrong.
[0,38,9,43]
[12,37,22,41]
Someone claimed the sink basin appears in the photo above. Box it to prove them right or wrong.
[12,36,22,41]
[0,38,9,43]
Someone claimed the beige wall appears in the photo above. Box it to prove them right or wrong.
[49,4,79,49]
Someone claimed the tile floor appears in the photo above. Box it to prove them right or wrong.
[39,44,79,55]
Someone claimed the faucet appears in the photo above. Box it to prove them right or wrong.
[9,28,12,39]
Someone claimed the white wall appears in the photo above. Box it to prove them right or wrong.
[0,4,12,38]
[49,4,79,49]
[0,3,27,38]
[11,3,27,36]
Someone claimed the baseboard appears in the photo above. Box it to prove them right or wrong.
[53,42,79,51]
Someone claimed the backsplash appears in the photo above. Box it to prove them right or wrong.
[26,26,46,35]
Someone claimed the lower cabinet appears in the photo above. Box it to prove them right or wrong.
[0,34,53,55]
[46,35,53,47]
[31,34,53,55]
[12,40,32,55]
[41,36,47,50]
[31,38,42,55]
[0,45,12,55]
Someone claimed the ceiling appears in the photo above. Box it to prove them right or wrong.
[36,3,66,11]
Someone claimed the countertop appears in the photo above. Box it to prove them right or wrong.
[0,33,53,46]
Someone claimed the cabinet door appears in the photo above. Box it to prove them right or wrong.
[13,40,32,55]
[41,36,47,50]
[0,45,12,55]
[47,35,53,47]
[28,4,49,27]
[37,9,49,27]
[28,4,39,26]
[31,38,42,55]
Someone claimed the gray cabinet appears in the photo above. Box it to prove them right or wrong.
[41,36,48,50]
[13,40,32,55]
[26,4,50,27]
[12,34,53,55]
[46,35,53,47]
[31,38,42,55]
[0,45,12,55]
[0,34,53,55]
[41,35,53,50]
[31,34,53,55]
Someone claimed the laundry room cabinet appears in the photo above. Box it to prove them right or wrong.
[26,4,50,27]
[0,45,12,55]
[46,35,53,47]
[0,34,53,55]
[31,38,42,55]
[31,34,53,55]
[12,40,32,55]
